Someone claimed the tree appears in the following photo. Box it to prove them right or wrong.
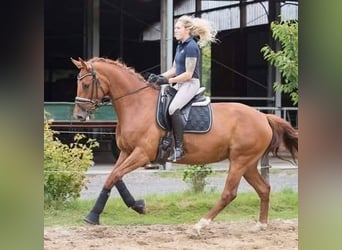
[261,19,298,105]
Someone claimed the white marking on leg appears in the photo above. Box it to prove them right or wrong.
[193,218,211,236]
[249,221,268,232]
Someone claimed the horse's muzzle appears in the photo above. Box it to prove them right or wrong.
[73,108,89,121]
[75,115,87,121]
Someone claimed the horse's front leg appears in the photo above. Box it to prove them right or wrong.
[115,179,146,214]
[113,151,146,215]
[189,160,246,237]
[84,148,149,225]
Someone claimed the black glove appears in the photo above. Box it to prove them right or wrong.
[147,73,159,83]
[156,75,169,85]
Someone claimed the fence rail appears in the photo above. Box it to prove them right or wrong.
[211,96,275,101]
[254,106,298,128]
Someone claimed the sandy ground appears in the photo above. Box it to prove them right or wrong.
[44,219,297,250]
[45,157,298,249]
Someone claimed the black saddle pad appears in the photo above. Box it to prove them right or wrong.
[156,86,212,134]
[183,105,212,133]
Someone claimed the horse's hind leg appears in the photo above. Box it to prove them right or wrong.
[243,163,271,230]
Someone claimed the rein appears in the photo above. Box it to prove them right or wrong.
[111,85,150,102]
[75,63,152,111]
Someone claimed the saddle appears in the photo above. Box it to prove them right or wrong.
[156,85,212,132]
[153,85,213,165]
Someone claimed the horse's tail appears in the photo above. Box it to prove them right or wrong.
[264,114,298,164]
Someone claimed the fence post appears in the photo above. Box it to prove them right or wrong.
[260,154,271,182]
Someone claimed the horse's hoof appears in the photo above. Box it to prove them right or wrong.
[84,212,100,225]
[249,221,267,232]
[131,199,146,214]
[188,218,211,238]
[186,225,201,238]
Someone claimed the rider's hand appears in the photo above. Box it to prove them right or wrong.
[156,75,169,85]
[147,73,159,83]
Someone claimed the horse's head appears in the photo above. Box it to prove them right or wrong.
[71,57,108,121]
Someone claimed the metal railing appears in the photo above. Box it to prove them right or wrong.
[211,96,275,101]
[210,96,298,127]
[254,106,298,128]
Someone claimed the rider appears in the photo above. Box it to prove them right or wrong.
[151,15,217,161]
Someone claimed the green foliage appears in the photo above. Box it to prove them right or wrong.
[261,19,298,105]
[44,113,99,208]
[201,46,212,96]
[182,164,214,193]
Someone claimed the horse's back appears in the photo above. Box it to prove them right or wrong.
[182,102,273,163]
[211,102,270,129]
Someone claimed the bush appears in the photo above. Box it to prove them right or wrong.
[182,164,214,193]
[44,114,99,208]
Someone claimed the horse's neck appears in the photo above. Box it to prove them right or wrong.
[98,62,158,124]
[108,73,140,99]
[111,84,158,125]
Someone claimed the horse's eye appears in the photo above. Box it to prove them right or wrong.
[82,82,90,89]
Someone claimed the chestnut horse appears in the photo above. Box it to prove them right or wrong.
[71,57,298,235]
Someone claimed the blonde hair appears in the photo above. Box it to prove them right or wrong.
[176,15,218,48]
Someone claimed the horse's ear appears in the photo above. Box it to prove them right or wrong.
[78,57,91,71]
[71,57,82,69]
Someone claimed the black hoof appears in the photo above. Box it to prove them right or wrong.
[84,212,100,225]
[131,199,146,214]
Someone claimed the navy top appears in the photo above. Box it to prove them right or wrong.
[174,36,200,79]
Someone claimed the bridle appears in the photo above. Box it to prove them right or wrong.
[75,63,106,112]
[75,62,151,113]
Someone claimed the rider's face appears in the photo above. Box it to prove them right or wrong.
[174,21,190,42]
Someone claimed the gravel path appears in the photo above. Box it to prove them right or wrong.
[81,159,298,199]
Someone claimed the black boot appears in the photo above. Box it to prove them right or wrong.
[84,187,111,225]
[168,109,184,162]
[115,180,146,214]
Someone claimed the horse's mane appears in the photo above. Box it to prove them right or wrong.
[89,57,146,82]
